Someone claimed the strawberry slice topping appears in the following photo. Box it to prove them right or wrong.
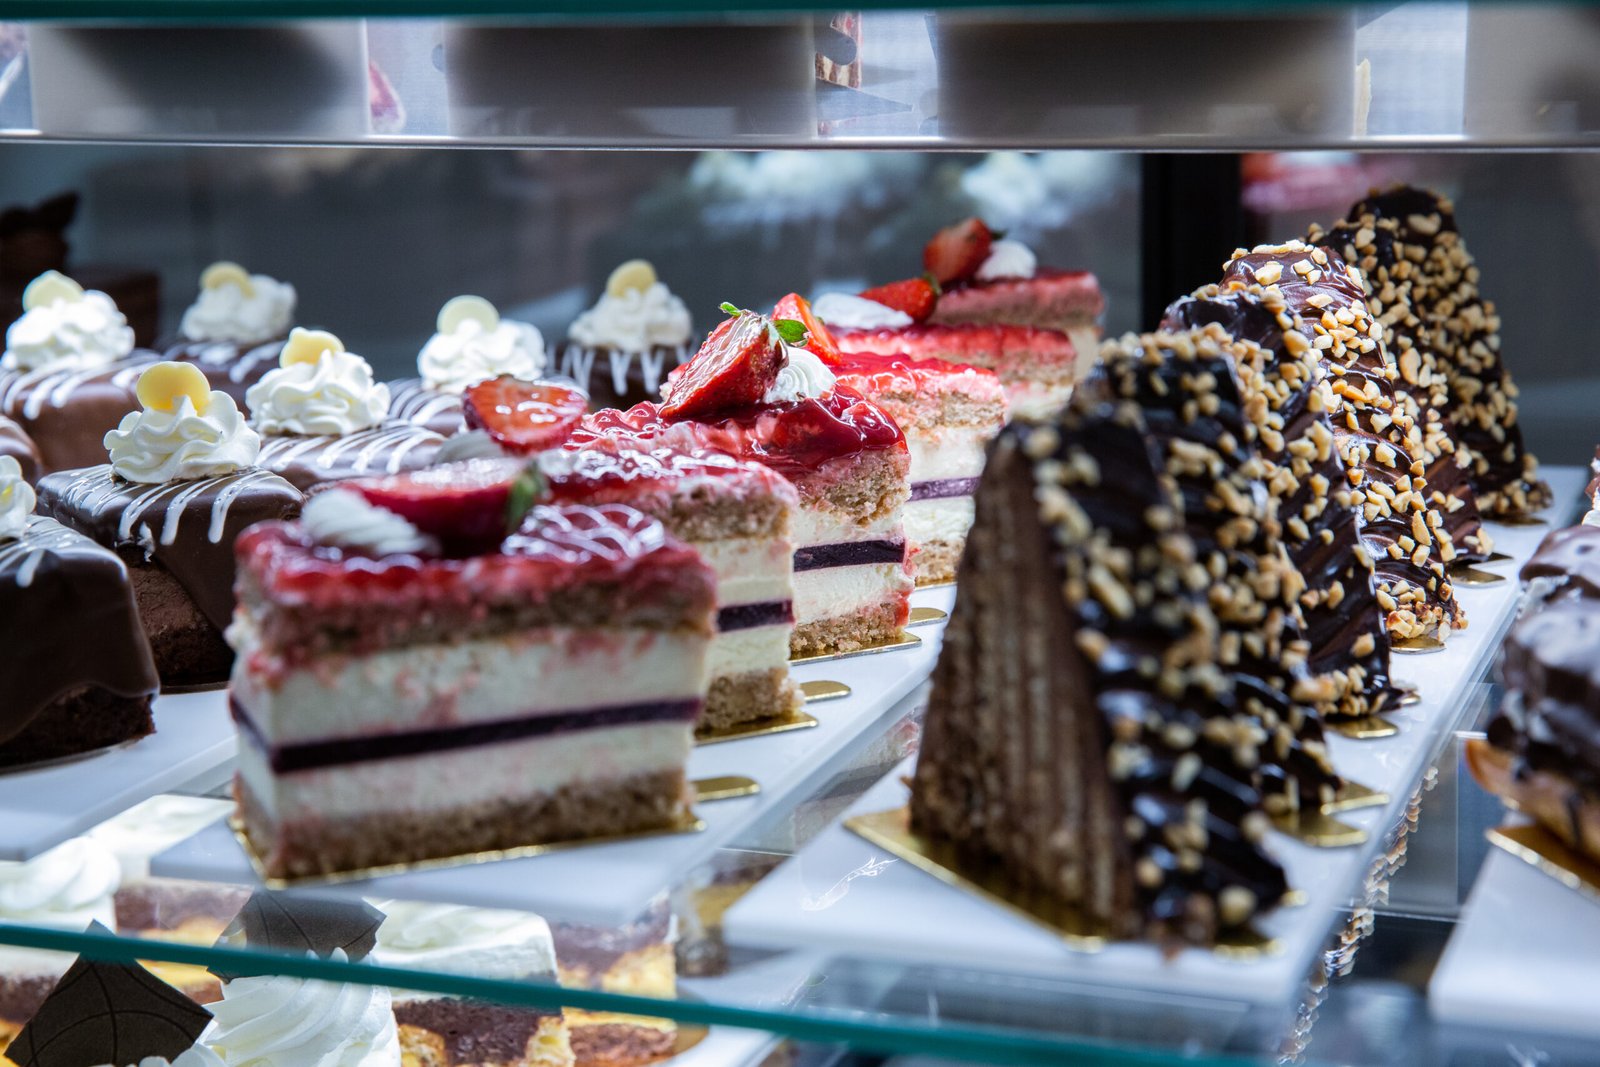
[773,292,843,364]
[462,377,587,455]
[660,306,795,421]
[923,218,994,285]
[859,277,939,324]
[349,457,530,554]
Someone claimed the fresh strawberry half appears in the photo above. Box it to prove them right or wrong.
[860,277,939,324]
[660,305,796,421]
[772,292,843,364]
[462,376,587,455]
[349,457,530,553]
[923,217,994,285]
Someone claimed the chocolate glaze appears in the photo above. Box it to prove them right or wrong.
[1521,525,1600,604]
[393,997,560,1063]
[37,465,303,633]
[1493,598,1600,799]
[254,423,444,492]
[0,355,157,475]
[0,414,39,483]
[0,515,158,748]
[163,336,285,404]
[387,378,469,437]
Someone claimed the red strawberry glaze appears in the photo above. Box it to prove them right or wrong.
[544,438,798,510]
[936,268,1105,313]
[569,385,906,482]
[236,502,714,616]
[832,323,1075,370]
[833,351,1006,408]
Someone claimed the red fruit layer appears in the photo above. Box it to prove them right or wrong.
[659,312,783,421]
[462,377,587,455]
[933,268,1105,319]
[833,352,1007,410]
[236,503,716,660]
[570,385,907,482]
[547,438,798,510]
[833,323,1075,381]
[772,293,843,363]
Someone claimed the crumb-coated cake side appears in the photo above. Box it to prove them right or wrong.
[912,402,1291,946]
[229,485,717,879]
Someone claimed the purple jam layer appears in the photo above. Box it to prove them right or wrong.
[232,697,700,774]
[909,477,981,503]
[716,600,794,633]
[793,539,906,573]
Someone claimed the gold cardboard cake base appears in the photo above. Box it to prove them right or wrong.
[695,710,818,746]
[790,631,922,665]
[1272,809,1367,848]
[844,806,1281,958]
[1328,715,1400,740]
[1484,551,1513,564]
[1487,822,1600,905]
[1393,635,1446,654]
[1493,512,1548,528]
[1448,565,1506,586]
[1392,685,1421,708]
[693,775,761,801]
[801,679,851,703]
[907,606,948,626]
[916,579,956,590]
[1324,779,1389,814]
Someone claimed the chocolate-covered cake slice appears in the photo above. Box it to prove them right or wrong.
[162,262,296,404]
[1161,286,1396,718]
[0,456,158,768]
[1222,241,1469,636]
[1314,185,1550,518]
[911,401,1290,946]
[1519,524,1600,610]
[0,417,38,485]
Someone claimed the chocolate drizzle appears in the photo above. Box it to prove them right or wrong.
[386,378,469,437]
[912,400,1289,946]
[254,423,444,492]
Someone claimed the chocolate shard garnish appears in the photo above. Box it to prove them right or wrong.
[210,893,383,980]
[912,397,1289,947]
[7,922,212,1067]
[1220,240,1467,641]
[1160,285,1396,719]
[1311,184,1550,519]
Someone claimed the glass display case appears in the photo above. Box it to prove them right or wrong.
[0,5,1596,1067]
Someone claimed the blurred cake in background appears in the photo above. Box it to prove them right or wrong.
[163,261,296,404]
[551,898,677,1067]
[390,294,549,436]
[0,416,38,484]
[559,260,693,411]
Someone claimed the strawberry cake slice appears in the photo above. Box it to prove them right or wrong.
[228,482,717,879]
[573,305,912,658]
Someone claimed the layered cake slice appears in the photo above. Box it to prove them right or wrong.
[247,328,442,491]
[162,261,295,404]
[389,294,549,436]
[229,483,717,878]
[551,898,677,1067]
[911,401,1290,946]
[1,456,158,767]
[38,362,303,689]
[1,271,156,475]
[574,305,913,658]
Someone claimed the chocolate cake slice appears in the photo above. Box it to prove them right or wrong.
[1161,286,1397,718]
[1519,524,1600,610]
[0,417,38,484]
[1222,241,1468,637]
[1313,185,1550,518]
[911,400,1290,946]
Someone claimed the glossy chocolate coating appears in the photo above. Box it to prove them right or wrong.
[0,355,157,475]
[387,377,469,437]
[254,423,444,493]
[1521,524,1600,605]
[0,414,40,483]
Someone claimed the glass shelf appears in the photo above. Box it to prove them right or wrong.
[2,4,1600,150]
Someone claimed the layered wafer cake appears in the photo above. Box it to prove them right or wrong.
[373,900,574,1067]
[1161,287,1398,718]
[0,456,158,767]
[38,362,303,688]
[388,295,548,436]
[911,401,1291,945]
[1220,242,1467,640]
[551,898,677,1067]
[229,481,717,878]
[574,306,912,658]
[1313,186,1550,518]
[248,328,442,491]
[162,262,295,404]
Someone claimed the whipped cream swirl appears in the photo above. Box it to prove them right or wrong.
[0,836,120,931]
[203,951,400,1067]
[764,344,837,405]
[247,349,390,437]
[568,282,692,353]
[419,318,546,395]
[0,454,34,540]
[371,900,557,984]
[180,274,296,344]
[106,390,260,484]
[302,488,438,557]
[812,292,912,331]
[3,290,135,373]
[975,238,1038,281]
[87,794,231,883]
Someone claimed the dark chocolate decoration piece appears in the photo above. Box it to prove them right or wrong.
[211,893,385,980]
[7,922,213,1067]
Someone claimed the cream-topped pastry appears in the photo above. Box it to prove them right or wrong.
[180,262,297,345]
[203,950,401,1067]
[0,454,33,540]
[417,295,546,395]
[558,260,694,408]
[974,237,1038,281]
[3,271,136,374]
[763,343,836,405]
[106,362,260,484]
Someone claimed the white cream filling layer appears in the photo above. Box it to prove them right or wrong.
[233,626,709,744]
[793,563,911,627]
[240,722,691,824]
[790,504,906,550]
[907,428,989,485]
[694,536,793,609]
[904,497,977,547]
[707,624,792,680]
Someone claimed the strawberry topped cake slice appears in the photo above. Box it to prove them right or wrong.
[573,304,912,658]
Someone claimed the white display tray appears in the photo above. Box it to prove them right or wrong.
[150,587,954,926]
[0,690,237,862]
[1429,830,1600,1037]
[721,467,1586,1007]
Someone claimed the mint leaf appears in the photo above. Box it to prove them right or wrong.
[719,302,741,317]
[506,463,549,535]
[773,318,808,346]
